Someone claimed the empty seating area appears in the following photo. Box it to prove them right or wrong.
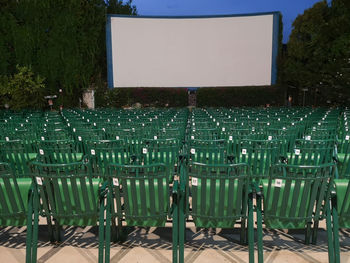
[0,107,349,262]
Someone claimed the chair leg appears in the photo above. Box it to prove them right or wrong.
[326,201,335,263]
[312,220,319,245]
[98,197,105,263]
[31,190,40,263]
[331,197,340,263]
[172,193,179,263]
[248,193,255,263]
[256,193,263,263]
[105,193,112,263]
[305,222,312,245]
[178,191,185,263]
[240,218,247,245]
[26,191,34,263]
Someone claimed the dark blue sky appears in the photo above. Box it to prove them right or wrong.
[130,0,325,43]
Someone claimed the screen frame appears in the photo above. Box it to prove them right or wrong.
[106,12,280,88]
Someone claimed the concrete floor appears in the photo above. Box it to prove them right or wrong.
[1,221,350,263]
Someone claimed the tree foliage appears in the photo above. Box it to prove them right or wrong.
[0,0,136,109]
[0,65,45,110]
[285,0,350,105]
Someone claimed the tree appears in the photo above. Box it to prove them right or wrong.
[0,0,137,108]
[284,0,350,105]
[0,65,45,110]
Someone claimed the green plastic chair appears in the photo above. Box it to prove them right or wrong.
[258,163,338,263]
[106,163,179,261]
[185,162,255,262]
[27,160,107,263]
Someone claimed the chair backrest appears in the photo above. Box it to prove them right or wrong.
[37,139,83,164]
[31,160,100,226]
[0,140,33,177]
[262,163,335,229]
[289,139,335,166]
[188,162,250,228]
[189,139,226,164]
[235,139,281,178]
[107,163,169,227]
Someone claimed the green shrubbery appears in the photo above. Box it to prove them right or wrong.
[0,66,46,110]
[197,86,285,107]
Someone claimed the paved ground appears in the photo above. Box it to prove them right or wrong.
[1,221,350,263]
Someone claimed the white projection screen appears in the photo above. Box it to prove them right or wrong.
[106,13,280,88]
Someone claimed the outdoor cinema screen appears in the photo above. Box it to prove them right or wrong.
[106,13,280,88]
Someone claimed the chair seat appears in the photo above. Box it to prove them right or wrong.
[334,179,350,228]
[0,178,32,226]
[261,179,310,229]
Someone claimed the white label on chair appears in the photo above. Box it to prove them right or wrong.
[318,122,321,126]
[154,136,157,140]
[282,127,286,130]
[210,116,212,119]
[5,137,9,141]
[163,128,166,132]
[142,123,145,127]
[313,127,316,131]
[191,148,196,154]
[36,177,43,186]
[44,124,47,127]
[167,123,170,127]
[116,136,120,140]
[26,119,28,123]
[242,149,247,155]
[87,119,90,122]
[292,122,295,126]
[4,120,7,123]
[346,135,350,141]
[252,127,255,132]
[78,136,82,141]
[217,122,219,126]
[102,128,105,132]
[295,149,300,155]
[222,127,225,132]
[300,118,303,121]
[91,149,96,155]
[73,128,76,132]
[305,136,311,141]
[275,179,282,188]
[278,118,280,121]
[191,135,194,140]
[67,123,70,127]
[118,123,120,126]
[268,136,272,141]
[108,119,110,122]
[113,178,119,186]
[39,149,44,155]
[82,117,84,119]
[171,119,174,122]
[191,177,198,186]
[150,118,152,122]
[143,148,148,154]
[256,118,259,121]
[267,122,270,126]
[93,123,96,126]
[229,136,233,141]
[41,136,45,141]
